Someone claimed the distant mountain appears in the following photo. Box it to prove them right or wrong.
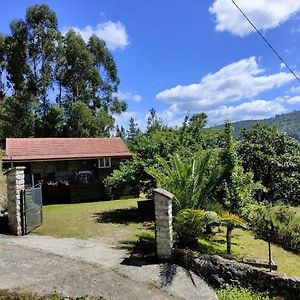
[213,110,300,141]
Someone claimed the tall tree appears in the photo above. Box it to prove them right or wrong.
[5,20,29,93]
[219,122,256,254]
[25,4,61,115]
[126,117,141,145]
[0,4,126,143]
[240,124,300,205]
[0,34,6,100]
[87,35,124,112]
[146,108,163,134]
[115,125,126,139]
[58,30,97,104]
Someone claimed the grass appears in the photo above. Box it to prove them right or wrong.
[33,198,154,246]
[197,227,300,278]
[217,286,273,300]
[34,199,299,277]
[293,206,300,218]
[0,289,105,300]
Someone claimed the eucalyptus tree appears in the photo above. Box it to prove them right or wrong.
[25,4,61,115]
[5,20,29,93]
[0,4,126,142]
[0,34,6,100]
[87,35,125,113]
[58,30,97,105]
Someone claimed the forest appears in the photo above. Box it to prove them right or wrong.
[214,110,300,142]
[0,4,126,147]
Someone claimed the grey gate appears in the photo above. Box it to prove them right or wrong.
[21,186,43,235]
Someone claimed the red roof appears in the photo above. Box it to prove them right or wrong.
[4,138,132,161]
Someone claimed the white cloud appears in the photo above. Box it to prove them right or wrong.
[288,86,300,94]
[209,0,300,37]
[280,62,286,69]
[114,111,146,131]
[156,108,184,128]
[62,21,130,51]
[116,91,142,102]
[207,99,287,126]
[291,26,300,33]
[284,95,300,104]
[156,57,294,113]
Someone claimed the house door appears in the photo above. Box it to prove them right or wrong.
[21,185,43,235]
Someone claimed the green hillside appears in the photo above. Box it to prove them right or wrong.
[213,110,300,141]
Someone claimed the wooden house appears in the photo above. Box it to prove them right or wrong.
[2,138,135,204]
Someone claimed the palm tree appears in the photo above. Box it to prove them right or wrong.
[146,151,224,214]
[221,211,245,255]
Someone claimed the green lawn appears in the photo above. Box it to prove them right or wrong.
[33,198,153,245]
[34,199,300,278]
[293,206,300,218]
[198,227,300,278]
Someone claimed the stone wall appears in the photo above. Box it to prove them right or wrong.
[174,249,300,299]
[154,188,174,260]
[5,167,25,235]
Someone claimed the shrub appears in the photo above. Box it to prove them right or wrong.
[174,209,205,246]
[217,286,273,300]
[247,204,300,253]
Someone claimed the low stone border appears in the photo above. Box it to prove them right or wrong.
[173,249,300,299]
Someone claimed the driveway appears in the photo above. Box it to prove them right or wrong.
[0,234,217,300]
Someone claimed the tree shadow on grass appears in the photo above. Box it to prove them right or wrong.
[195,233,239,260]
[93,207,154,228]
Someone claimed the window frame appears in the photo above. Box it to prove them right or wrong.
[98,157,111,168]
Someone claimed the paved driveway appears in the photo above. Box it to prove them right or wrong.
[0,234,217,300]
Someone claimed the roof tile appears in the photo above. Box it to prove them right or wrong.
[4,138,131,161]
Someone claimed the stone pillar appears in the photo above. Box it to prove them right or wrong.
[154,188,174,260]
[6,167,25,235]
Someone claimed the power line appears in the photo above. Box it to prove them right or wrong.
[231,0,300,83]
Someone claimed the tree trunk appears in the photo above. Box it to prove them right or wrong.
[206,224,212,234]
[226,224,232,254]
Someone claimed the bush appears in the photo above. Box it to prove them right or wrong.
[217,286,273,300]
[174,209,205,246]
[247,204,300,253]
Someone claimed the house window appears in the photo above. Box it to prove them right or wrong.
[98,157,111,168]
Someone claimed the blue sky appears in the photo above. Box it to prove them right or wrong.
[1,0,300,130]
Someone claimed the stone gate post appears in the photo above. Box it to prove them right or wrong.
[5,166,25,235]
[154,188,174,260]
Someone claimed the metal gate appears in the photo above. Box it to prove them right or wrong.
[21,186,43,235]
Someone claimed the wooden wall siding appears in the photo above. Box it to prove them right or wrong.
[70,181,106,203]
[42,184,71,205]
